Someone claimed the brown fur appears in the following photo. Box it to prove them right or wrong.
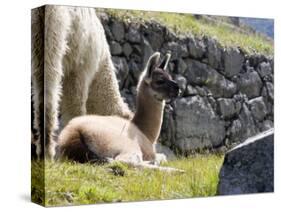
[57,52,183,172]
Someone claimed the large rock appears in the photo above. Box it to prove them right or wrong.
[162,41,188,61]
[217,98,238,119]
[185,59,237,98]
[206,38,222,70]
[188,37,205,59]
[143,22,164,50]
[125,24,141,43]
[174,96,225,151]
[238,70,263,99]
[111,20,125,41]
[218,129,274,195]
[110,41,122,55]
[223,48,244,77]
[122,42,133,58]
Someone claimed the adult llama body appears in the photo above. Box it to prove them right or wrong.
[31,5,132,159]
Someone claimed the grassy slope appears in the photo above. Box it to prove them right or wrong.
[32,154,224,206]
[99,9,273,55]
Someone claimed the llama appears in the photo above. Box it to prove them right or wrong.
[31,6,132,159]
[56,52,183,172]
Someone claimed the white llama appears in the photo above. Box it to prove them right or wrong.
[31,5,132,159]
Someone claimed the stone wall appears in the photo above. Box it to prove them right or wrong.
[98,12,274,153]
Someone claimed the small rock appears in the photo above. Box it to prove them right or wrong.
[110,41,122,55]
[248,97,267,121]
[123,42,133,58]
[217,98,237,119]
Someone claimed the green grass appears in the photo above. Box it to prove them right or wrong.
[31,154,224,207]
[97,9,273,55]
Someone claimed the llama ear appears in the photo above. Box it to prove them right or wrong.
[158,52,171,71]
[146,52,160,77]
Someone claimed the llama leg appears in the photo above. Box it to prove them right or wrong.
[86,57,133,119]
[44,6,70,158]
[60,73,90,127]
[31,7,45,159]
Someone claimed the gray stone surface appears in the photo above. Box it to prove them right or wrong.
[223,48,244,77]
[238,70,263,99]
[218,129,274,195]
[123,42,133,58]
[257,61,272,78]
[111,20,125,41]
[110,41,122,55]
[217,98,237,119]
[185,59,237,98]
[266,82,274,102]
[174,96,225,151]
[248,97,267,121]
[188,37,205,59]
[162,41,188,61]
[126,25,141,43]
[206,38,222,70]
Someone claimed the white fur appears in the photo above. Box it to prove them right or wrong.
[31,5,132,158]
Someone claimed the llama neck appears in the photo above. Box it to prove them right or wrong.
[132,85,165,143]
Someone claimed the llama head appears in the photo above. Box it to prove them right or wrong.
[138,52,180,102]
